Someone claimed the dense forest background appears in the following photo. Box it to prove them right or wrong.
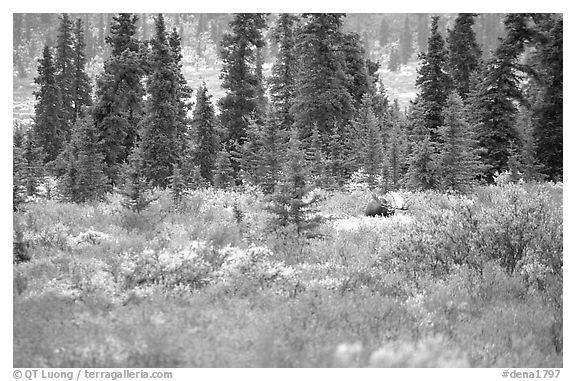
[13,13,562,216]
[13,13,506,118]
[13,13,507,78]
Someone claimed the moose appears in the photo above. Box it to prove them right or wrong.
[365,191,407,217]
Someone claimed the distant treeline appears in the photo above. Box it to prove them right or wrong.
[14,14,562,227]
[13,13,506,78]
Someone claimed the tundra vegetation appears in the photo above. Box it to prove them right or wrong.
[13,178,562,367]
[13,13,562,368]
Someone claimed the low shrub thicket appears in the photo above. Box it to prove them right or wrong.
[13,182,562,367]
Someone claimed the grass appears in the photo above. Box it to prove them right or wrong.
[13,182,563,367]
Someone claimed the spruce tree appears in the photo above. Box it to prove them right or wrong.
[72,18,93,122]
[305,123,329,187]
[13,14,26,78]
[515,106,544,181]
[218,13,267,168]
[416,14,429,54]
[33,46,65,163]
[324,122,350,189]
[55,13,76,136]
[140,14,191,188]
[239,118,265,185]
[399,15,414,65]
[191,83,218,184]
[405,134,437,191]
[436,92,481,192]
[405,101,438,190]
[21,128,46,197]
[260,115,286,194]
[255,46,268,117]
[388,46,400,72]
[168,27,193,154]
[414,16,452,143]
[291,14,354,143]
[60,117,109,203]
[447,14,482,99]
[213,149,235,189]
[267,128,321,235]
[93,13,146,183]
[119,144,153,213]
[383,117,407,190]
[13,124,45,203]
[12,150,26,212]
[467,15,526,181]
[169,163,186,209]
[341,32,371,109]
[351,95,383,189]
[13,133,27,210]
[361,110,383,189]
[531,15,562,181]
[269,14,299,131]
[379,16,390,47]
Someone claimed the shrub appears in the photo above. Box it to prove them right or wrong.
[216,245,298,295]
[368,335,469,367]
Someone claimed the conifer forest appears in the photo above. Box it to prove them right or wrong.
[13,13,563,368]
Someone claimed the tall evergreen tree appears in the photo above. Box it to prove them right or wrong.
[269,14,299,131]
[13,125,45,202]
[213,149,236,189]
[414,16,452,143]
[239,118,265,185]
[341,32,371,109]
[169,163,186,209]
[255,46,268,117]
[93,13,145,183]
[388,46,400,72]
[140,14,191,188]
[467,15,526,181]
[59,117,109,203]
[119,144,153,213]
[13,132,27,210]
[55,13,76,136]
[291,13,353,144]
[218,13,267,166]
[21,128,46,197]
[416,14,429,54]
[168,27,193,155]
[379,16,390,47]
[260,115,286,194]
[13,14,27,78]
[382,118,407,190]
[359,109,383,189]
[447,14,482,99]
[405,101,438,190]
[72,18,93,123]
[399,15,414,65]
[267,128,321,235]
[436,92,482,192]
[324,121,351,188]
[515,106,544,181]
[33,46,64,163]
[531,15,562,181]
[191,83,218,184]
[304,123,329,186]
